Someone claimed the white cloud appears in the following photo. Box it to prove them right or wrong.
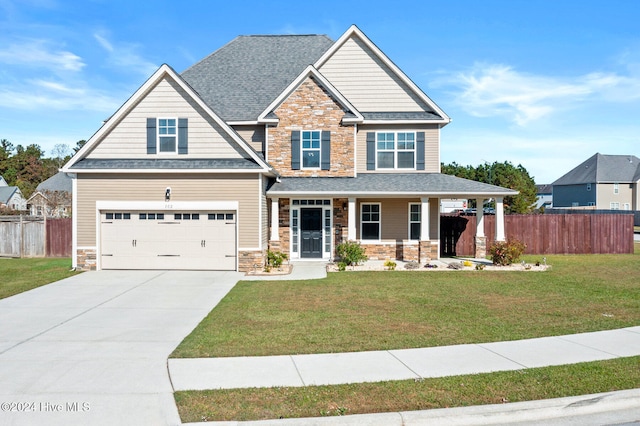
[0,38,85,71]
[93,32,158,77]
[432,63,640,126]
[0,81,120,112]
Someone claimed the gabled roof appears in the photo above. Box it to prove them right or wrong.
[536,184,553,194]
[257,65,364,124]
[37,171,72,193]
[0,186,20,204]
[62,64,273,174]
[182,35,334,122]
[552,153,640,185]
[267,174,517,197]
[314,25,450,124]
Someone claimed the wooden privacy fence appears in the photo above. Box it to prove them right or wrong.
[0,216,72,257]
[441,214,635,257]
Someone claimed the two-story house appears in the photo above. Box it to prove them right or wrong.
[552,153,640,211]
[62,25,516,271]
[0,176,27,211]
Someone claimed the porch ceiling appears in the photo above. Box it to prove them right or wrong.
[267,173,518,198]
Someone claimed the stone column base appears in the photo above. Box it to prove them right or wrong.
[475,236,487,259]
[419,241,438,264]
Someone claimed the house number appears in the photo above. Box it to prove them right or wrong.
[165,203,173,209]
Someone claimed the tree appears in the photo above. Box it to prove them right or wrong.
[51,143,71,168]
[441,161,538,214]
[73,139,87,154]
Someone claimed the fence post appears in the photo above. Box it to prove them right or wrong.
[20,214,24,258]
[44,214,48,257]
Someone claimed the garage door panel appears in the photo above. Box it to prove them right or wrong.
[100,211,237,271]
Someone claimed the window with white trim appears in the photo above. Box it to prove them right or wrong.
[361,203,380,240]
[613,183,619,194]
[409,203,421,240]
[586,183,591,191]
[376,132,415,169]
[610,202,620,210]
[302,130,321,168]
[158,118,177,153]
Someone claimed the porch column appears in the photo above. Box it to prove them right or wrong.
[420,197,430,240]
[476,198,485,237]
[475,198,487,258]
[270,197,279,241]
[495,197,506,241]
[347,197,356,240]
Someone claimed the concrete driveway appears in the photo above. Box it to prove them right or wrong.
[0,270,241,426]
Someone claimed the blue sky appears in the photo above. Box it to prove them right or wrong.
[1,0,639,184]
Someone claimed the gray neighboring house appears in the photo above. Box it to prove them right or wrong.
[552,153,640,210]
[535,184,553,210]
[27,172,73,217]
[0,176,27,211]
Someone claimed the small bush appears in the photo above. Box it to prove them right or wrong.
[335,241,368,266]
[489,240,526,266]
[384,259,397,270]
[266,250,288,269]
[404,261,419,270]
[337,262,347,272]
[463,260,473,267]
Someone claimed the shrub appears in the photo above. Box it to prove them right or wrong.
[266,250,288,269]
[489,239,526,266]
[384,259,397,270]
[335,241,368,266]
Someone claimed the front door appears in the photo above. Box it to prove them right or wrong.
[301,208,323,258]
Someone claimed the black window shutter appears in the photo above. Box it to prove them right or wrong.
[366,132,375,170]
[146,118,157,154]
[291,131,301,170]
[416,132,425,170]
[178,118,188,154]
[321,130,331,170]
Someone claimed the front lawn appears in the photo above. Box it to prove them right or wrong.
[0,258,79,299]
[172,253,640,358]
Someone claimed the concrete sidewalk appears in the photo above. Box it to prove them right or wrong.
[169,327,640,391]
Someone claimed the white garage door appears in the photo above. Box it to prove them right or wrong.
[100,211,236,270]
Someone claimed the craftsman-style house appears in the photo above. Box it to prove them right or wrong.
[62,25,515,271]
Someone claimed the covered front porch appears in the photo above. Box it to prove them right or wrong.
[266,174,518,263]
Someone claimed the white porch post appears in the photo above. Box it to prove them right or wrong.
[476,198,485,237]
[347,197,356,240]
[270,197,279,241]
[420,197,430,240]
[496,197,506,241]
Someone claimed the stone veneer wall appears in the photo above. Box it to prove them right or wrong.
[268,77,354,177]
[238,250,265,273]
[76,248,96,271]
[419,241,439,263]
[332,198,348,253]
[475,236,487,259]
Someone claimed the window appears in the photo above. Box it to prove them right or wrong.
[623,203,631,210]
[361,203,380,240]
[409,203,421,240]
[301,131,321,168]
[613,183,619,194]
[158,118,177,153]
[105,212,130,220]
[376,132,415,169]
[610,202,620,210]
[586,183,591,191]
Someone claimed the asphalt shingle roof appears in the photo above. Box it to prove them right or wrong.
[37,172,72,193]
[361,112,443,121]
[552,153,640,185]
[70,158,263,170]
[181,35,334,121]
[0,186,18,204]
[267,173,517,196]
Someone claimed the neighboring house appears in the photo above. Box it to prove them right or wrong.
[27,172,73,217]
[535,184,553,210]
[62,25,516,272]
[0,176,27,211]
[552,153,640,211]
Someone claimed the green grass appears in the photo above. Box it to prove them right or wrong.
[0,258,79,299]
[172,253,640,358]
[175,356,640,422]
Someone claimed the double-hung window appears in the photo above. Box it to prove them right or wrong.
[158,118,177,153]
[376,132,415,169]
[361,203,380,240]
[302,130,321,168]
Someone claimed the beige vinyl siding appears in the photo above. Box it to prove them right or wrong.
[76,173,261,248]
[356,125,440,174]
[318,35,429,112]
[260,176,269,249]
[597,182,634,209]
[233,125,265,155]
[355,198,440,241]
[88,76,248,159]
